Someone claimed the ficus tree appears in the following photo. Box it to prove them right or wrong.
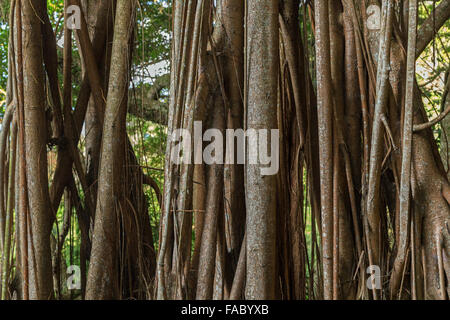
[0,0,448,300]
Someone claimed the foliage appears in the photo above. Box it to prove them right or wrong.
[417,0,450,147]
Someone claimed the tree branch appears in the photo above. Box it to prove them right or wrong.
[128,73,169,125]
[414,70,450,132]
[416,0,450,58]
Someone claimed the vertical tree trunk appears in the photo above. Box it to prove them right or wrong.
[390,0,417,298]
[245,0,279,300]
[221,0,245,285]
[21,0,54,300]
[83,0,114,210]
[366,1,394,285]
[441,73,450,179]
[314,0,334,300]
[86,0,135,299]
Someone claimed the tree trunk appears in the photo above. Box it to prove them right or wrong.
[21,0,54,300]
[245,0,279,300]
[86,0,135,299]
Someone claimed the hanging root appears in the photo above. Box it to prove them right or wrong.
[440,221,450,298]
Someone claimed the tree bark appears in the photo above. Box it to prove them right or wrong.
[21,0,54,300]
[315,0,334,300]
[245,0,279,300]
[86,0,135,299]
